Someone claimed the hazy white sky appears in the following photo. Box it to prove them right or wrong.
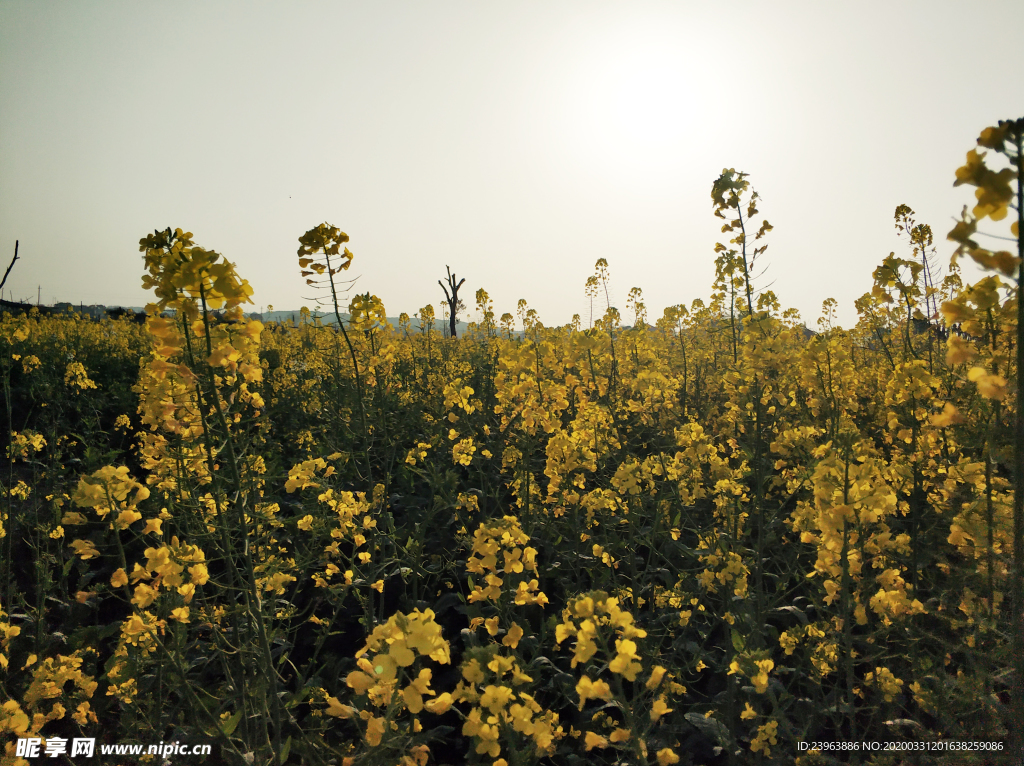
[1,2,1020,328]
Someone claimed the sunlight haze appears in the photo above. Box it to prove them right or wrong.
[1,1,1020,328]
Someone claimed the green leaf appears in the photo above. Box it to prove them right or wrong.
[220,711,242,736]
[68,621,121,654]
[731,629,745,653]
[771,605,808,625]
[431,592,462,617]
[685,712,731,747]
[278,735,292,764]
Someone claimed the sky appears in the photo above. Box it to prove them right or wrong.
[1,1,1021,329]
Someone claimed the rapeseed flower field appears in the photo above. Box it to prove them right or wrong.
[0,120,1021,765]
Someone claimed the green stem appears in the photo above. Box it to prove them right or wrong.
[840,452,857,747]
[198,282,283,757]
[324,249,371,481]
[1009,119,1024,760]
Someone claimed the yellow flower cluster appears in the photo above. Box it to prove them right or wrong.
[443,379,478,417]
[126,537,208,612]
[1,650,98,748]
[64,361,98,390]
[750,719,779,756]
[7,481,31,502]
[140,228,254,312]
[791,441,924,626]
[404,441,431,466]
[865,666,904,703]
[697,542,750,598]
[71,465,151,531]
[452,437,477,466]
[333,610,451,749]
[0,601,19,671]
[7,430,46,460]
[555,592,647,680]
[454,649,564,759]
[349,293,387,331]
[465,516,547,606]
[285,456,338,493]
[728,654,775,694]
[808,635,839,678]
[134,311,263,494]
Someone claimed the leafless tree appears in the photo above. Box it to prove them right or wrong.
[438,266,465,339]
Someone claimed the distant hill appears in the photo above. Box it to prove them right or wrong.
[0,300,472,334]
[0,298,147,320]
[256,309,469,335]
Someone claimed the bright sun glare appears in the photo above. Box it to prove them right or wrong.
[564,42,692,176]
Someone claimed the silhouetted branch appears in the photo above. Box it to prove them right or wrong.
[0,241,19,293]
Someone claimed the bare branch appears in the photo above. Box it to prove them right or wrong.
[0,241,19,293]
